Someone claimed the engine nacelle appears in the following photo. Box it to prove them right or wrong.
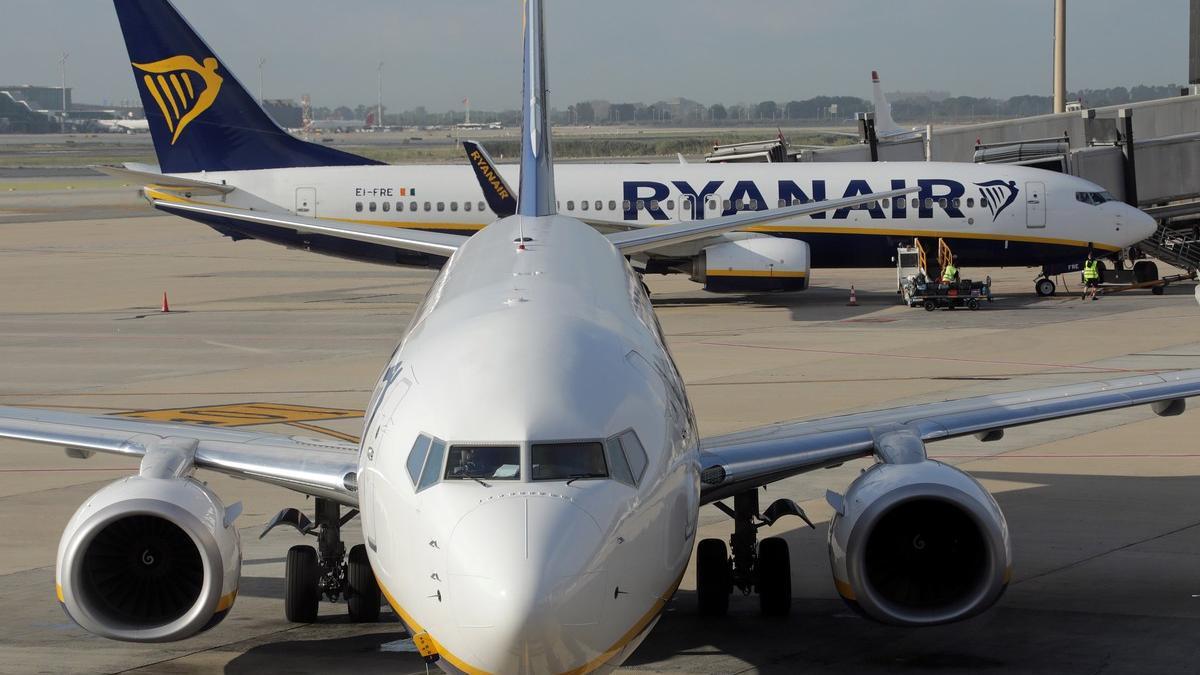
[691,237,810,292]
[828,460,1011,626]
[56,475,242,642]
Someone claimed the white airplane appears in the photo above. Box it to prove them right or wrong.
[97,118,150,134]
[98,0,1156,298]
[870,70,925,140]
[5,1,1200,673]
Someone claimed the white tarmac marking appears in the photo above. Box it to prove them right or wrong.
[203,340,272,354]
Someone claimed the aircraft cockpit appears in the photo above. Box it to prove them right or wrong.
[403,431,649,490]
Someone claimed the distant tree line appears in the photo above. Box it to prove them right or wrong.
[310,83,1186,127]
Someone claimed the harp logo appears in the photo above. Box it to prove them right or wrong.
[133,55,223,145]
[975,179,1020,222]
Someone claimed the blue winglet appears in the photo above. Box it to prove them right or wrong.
[516,0,556,217]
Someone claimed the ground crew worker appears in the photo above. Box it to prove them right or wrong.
[1082,252,1101,301]
[941,255,959,284]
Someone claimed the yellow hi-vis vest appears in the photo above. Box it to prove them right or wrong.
[941,264,958,282]
[1083,260,1100,280]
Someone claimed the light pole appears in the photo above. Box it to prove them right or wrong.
[1053,0,1066,113]
[376,62,384,129]
[59,52,68,133]
[258,57,266,103]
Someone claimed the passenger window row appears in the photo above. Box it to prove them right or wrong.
[354,201,488,214]
[353,195,993,217]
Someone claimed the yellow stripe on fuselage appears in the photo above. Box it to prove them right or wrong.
[376,568,685,675]
[744,223,1120,252]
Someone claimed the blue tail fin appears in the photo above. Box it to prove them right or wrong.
[112,0,381,173]
[516,0,556,217]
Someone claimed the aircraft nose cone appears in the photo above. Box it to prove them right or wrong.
[1132,206,1158,241]
[447,495,608,673]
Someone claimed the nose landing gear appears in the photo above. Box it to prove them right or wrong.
[696,489,814,617]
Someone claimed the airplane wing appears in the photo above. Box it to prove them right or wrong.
[462,140,646,233]
[608,186,917,255]
[94,164,236,195]
[144,188,466,257]
[698,368,1200,503]
[0,406,360,505]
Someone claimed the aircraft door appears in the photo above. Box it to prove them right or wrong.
[295,187,317,216]
[677,195,696,222]
[1025,181,1046,228]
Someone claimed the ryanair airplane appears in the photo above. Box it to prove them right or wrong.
[4,0,1200,673]
[103,0,1155,298]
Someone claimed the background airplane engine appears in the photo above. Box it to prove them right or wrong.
[690,238,810,292]
[827,460,1011,626]
[55,475,241,642]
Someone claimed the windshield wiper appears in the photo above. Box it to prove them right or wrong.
[460,473,491,487]
[566,473,605,486]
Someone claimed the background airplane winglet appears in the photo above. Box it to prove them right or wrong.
[462,141,517,218]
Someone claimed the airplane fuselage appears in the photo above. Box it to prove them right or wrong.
[169,162,1153,271]
[356,214,700,673]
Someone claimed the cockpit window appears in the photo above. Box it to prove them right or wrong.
[618,431,648,482]
[532,442,608,481]
[1076,191,1115,206]
[603,430,649,487]
[406,435,432,486]
[418,439,446,491]
[445,445,521,481]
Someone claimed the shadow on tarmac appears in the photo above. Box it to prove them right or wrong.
[223,472,1200,674]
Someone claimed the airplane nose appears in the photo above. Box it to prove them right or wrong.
[1132,206,1158,241]
[447,495,608,673]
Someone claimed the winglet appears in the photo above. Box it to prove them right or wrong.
[463,141,517,218]
[517,0,556,217]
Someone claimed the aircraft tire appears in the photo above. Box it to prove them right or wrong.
[696,538,731,616]
[757,537,792,617]
[1035,278,1056,297]
[285,544,320,623]
[346,544,382,623]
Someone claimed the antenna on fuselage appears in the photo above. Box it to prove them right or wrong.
[516,0,556,219]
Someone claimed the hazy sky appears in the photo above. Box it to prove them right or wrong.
[0,1,1188,110]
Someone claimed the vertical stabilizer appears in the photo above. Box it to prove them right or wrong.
[871,70,901,135]
[517,0,556,217]
[112,0,381,173]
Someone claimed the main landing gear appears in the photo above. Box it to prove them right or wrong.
[1035,277,1057,297]
[696,489,814,617]
[262,498,381,623]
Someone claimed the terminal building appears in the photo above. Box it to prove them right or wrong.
[0,85,70,133]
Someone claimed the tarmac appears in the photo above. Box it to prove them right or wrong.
[2,181,1200,674]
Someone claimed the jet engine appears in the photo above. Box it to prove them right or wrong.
[691,237,810,292]
[827,460,1011,626]
[56,473,242,642]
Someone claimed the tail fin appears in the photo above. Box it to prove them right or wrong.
[516,0,556,217]
[112,0,381,173]
[870,70,901,135]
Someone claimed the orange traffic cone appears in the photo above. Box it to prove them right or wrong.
[161,291,170,313]
[847,286,858,307]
